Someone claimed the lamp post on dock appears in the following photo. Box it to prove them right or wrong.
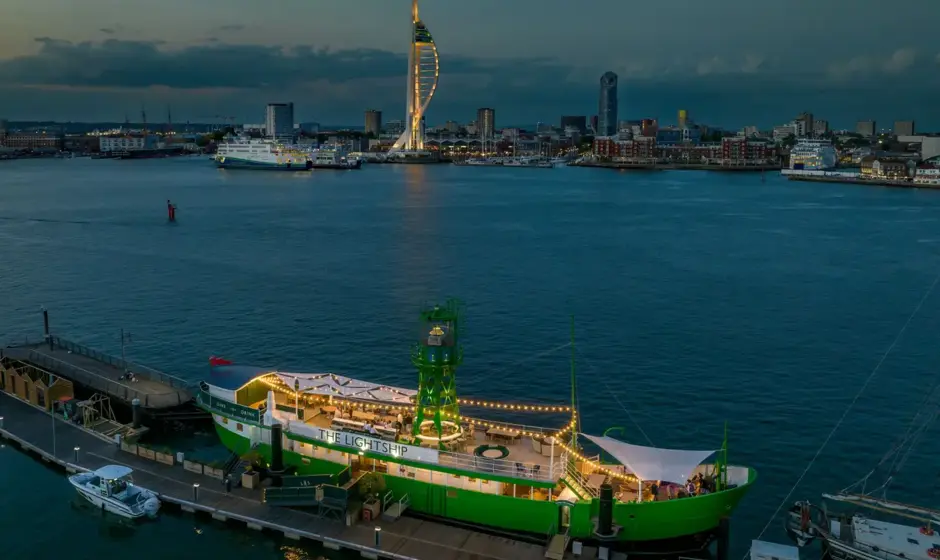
[120,329,133,372]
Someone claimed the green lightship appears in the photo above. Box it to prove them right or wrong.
[198,301,755,554]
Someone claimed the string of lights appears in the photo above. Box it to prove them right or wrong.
[260,376,635,482]
[457,398,570,413]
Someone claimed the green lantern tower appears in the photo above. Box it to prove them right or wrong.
[411,299,463,448]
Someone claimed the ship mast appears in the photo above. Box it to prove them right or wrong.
[569,315,579,449]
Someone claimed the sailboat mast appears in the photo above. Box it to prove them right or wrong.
[569,315,578,449]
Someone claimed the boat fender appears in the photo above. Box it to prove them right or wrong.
[800,504,810,531]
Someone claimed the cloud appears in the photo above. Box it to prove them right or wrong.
[0,38,937,128]
[0,37,575,91]
[827,47,921,80]
[216,24,247,32]
[99,28,115,35]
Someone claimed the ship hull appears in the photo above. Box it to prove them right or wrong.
[309,160,362,170]
[210,415,754,548]
[216,157,312,171]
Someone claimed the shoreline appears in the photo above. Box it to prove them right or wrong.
[784,174,939,190]
[570,162,779,172]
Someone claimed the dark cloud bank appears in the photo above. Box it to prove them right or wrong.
[0,37,937,128]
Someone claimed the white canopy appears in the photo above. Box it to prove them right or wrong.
[583,434,718,484]
[94,465,133,480]
[274,372,416,406]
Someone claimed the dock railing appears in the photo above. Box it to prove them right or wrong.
[49,336,194,392]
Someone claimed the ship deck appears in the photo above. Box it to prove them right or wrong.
[0,390,625,560]
[266,391,565,488]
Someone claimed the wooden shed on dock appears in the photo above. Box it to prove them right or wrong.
[0,357,74,411]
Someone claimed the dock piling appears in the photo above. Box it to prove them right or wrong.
[0,416,4,429]
[374,527,381,548]
[131,398,141,429]
[42,308,51,350]
[193,483,200,502]
[73,446,80,463]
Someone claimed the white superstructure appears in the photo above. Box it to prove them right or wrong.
[789,139,838,170]
[215,138,312,170]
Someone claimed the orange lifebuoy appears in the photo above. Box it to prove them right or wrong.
[921,526,935,536]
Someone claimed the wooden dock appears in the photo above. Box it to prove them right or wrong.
[3,336,192,409]
[0,390,612,560]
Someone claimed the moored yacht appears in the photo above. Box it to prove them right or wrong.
[69,465,161,519]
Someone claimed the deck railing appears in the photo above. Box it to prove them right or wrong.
[49,336,193,391]
[23,350,177,408]
[435,447,565,483]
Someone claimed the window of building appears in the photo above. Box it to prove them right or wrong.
[236,423,243,432]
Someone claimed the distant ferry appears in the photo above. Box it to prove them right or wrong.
[789,139,838,171]
[215,139,313,171]
[310,146,362,170]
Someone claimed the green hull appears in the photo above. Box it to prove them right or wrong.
[213,421,755,544]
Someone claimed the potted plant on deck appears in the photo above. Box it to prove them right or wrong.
[240,450,263,489]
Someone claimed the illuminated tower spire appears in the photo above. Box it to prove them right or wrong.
[390,0,439,153]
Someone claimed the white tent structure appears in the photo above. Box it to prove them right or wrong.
[273,372,416,406]
[583,434,718,485]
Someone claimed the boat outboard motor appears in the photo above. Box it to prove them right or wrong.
[143,495,161,518]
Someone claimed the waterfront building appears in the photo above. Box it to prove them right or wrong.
[740,126,760,137]
[597,72,618,137]
[656,127,700,146]
[99,135,161,153]
[2,132,64,150]
[593,136,657,160]
[860,155,914,180]
[390,0,440,153]
[773,124,797,141]
[721,137,771,163]
[914,165,940,185]
[812,120,830,137]
[477,108,495,140]
[856,120,876,137]
[788,139,838,170]
[894,120,915,136]
[364,110,382,137]
[560,116,586,134]
[794,112,814,138]
[265,103,295,141]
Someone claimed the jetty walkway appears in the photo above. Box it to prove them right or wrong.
[3,336,192,409]
[0,390,613,560]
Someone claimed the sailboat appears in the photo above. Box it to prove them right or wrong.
[785,380,940,560]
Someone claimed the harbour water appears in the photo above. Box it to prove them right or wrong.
[2,158,940,559]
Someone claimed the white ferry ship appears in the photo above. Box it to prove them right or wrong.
[789,139,838,170]
[215,139,313,171]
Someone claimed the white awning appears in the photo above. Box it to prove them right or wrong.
[583,434,718,484]
[274,372,416,406]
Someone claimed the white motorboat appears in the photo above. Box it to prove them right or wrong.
[69,465,161,519]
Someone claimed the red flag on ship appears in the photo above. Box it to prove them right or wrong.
[209,356,233,367]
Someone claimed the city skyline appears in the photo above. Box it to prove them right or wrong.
[1,0,939,128]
